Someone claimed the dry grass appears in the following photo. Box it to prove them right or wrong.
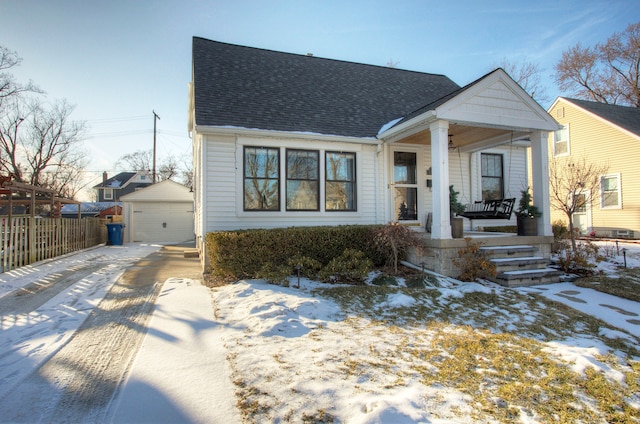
[311,284,640,423]
[574,268,640,303]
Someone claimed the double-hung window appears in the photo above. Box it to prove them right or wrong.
[325,152,356,211]
[243,146,357,212]
[481,153,504,200]
[601,174,621,209]
[244,147,280,211]
[554,125,570,156]
[286,149,319,211]
[103,188,114,200]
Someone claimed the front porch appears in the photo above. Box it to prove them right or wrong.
[406,231,559,287]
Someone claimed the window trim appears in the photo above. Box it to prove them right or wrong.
[600,173,621,209]
[553,124,570,157]
[243,146,281,211]
[481,153,504,201]
[103,188,114,200]
[286,149,320,212]
[239,144,359,214]
[325,151,357,212]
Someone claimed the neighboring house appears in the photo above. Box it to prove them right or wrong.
[60,202,122,219]
[120,179,194,243]
[93,171,153,202]
[548,97,640,238]
[189,37,559,277]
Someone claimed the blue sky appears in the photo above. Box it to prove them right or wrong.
[1,0,638,197]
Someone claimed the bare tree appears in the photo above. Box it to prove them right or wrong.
[117,149,153,172]
[158,155,180,181]
[0,45,87,199]
[181,155,193,190]
[0,98,88,197]
[494,58,549,104]
[116,149,192,186]
[0,46,41,108]
[549,155,608,251]
[555,21,640,107]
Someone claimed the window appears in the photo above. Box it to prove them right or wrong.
[325,152,356,211]
[481,153,504,200]
[601,174,621,209]
[243,146,358,213]
[244,146,280,211]
[573,192,587,213]
[104,188,113,200]
[393,151,417,220]
[554,125,569,156]
[286,149,319,211]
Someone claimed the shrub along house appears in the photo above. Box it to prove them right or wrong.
[189,37,560,284]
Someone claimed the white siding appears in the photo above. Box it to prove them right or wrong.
[438,73,556,131]
[203,135,378,232]
[464,145,528,229]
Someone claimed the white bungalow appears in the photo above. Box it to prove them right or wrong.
[188,37,560,285]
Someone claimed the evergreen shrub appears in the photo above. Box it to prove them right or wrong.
[206,225,385,280]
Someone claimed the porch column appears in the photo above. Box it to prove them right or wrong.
[530,130,552,236]
[430,120,451,239]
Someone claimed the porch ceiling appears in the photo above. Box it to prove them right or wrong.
[394,123,514,149]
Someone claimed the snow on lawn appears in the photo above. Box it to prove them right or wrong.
[0,243,162,401]
[1,240,640,422]
[211,240,640,423]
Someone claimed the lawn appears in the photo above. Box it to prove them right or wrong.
[211,271,640,423]
[574,267,640,303]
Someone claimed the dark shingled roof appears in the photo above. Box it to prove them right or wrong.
[192,37,461,138]
[566,98,640,138]
[93,172,136,189]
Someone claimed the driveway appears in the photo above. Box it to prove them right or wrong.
[0,243,240,423]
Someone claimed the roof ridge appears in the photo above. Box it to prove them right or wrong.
[192,36,451,79]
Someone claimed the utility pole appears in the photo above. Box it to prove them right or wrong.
[152,110,160,183]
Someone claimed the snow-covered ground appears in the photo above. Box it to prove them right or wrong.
[0,243,162,402]
[1,240,639,423]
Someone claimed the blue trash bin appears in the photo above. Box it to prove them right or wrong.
[106,223,124,246]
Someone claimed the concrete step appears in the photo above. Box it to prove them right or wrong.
[490,268,563,287]
[480,245,538,259]
[491,256,550,272]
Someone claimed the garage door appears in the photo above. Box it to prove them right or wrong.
[131,202,194,243]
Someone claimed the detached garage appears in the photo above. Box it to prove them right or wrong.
[120,180,194,243]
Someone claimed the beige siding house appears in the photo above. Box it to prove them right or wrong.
[547,97,640,238]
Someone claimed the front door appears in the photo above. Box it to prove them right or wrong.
[571,191,590,235]
[392,151,418,222]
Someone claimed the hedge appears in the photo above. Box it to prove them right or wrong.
[206,225,386,280]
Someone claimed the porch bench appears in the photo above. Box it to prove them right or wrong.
[459,198,515,220]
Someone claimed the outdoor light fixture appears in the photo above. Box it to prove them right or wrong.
[293,264,302,288]
[448,134,456,150]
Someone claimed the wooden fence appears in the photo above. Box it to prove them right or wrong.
[1,217,108,273]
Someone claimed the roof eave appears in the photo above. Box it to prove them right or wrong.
[194,125,380,144]
[377,110,437,143]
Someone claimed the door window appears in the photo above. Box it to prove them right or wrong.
[393,152,418,221]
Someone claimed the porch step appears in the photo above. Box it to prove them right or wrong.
[480,245,537,259]
[493,268,563,288]
[482,245,561,287]
[490,256,549,272]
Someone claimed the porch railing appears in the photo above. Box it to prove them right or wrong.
[0,217,108,273]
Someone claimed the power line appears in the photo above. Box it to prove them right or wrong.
[87,115,148,123]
